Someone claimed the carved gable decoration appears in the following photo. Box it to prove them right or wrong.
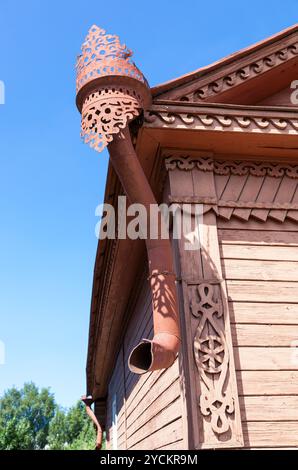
[165,153,298,223]
[152,26,298,106]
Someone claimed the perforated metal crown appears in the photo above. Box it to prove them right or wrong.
[76,25,151,152]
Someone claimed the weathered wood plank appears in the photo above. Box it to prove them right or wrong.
[126,361,179,415]
[227,280,298,303]
[222,259,298,281]
[127,365,179,429]
[242,422,298,448]
[229,302,298,325]
[237,370,298,396]
[235,347,298,370]
[156,440,185,450]
[240,396,298,421]
[221,244,298,261]
[218,229,298,246]
[232,324,298,347]
[127,379,181,438]
[129,416,183,450]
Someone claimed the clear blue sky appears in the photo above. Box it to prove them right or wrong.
[0,0,296,407]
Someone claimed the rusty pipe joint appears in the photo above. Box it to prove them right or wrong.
[76,26,180,375]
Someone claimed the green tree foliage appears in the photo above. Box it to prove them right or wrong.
[0,382,55,450]
[47,401,96,450]
[0,383,97,450]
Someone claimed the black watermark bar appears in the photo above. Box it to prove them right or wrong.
[0,449,296,466]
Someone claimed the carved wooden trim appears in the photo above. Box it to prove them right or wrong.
[171,187,243,448]
[153,31,298,102]
[189,282,235,435]
[169,196,298,211]
[145,103,298,135]
[178,42,298,102]
[165,154,298,223]
[165,156,298,179]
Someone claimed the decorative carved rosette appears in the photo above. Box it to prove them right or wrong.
[190,283,235,435]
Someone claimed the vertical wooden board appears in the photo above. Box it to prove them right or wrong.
[169,168,194,197]
[176,205,243,448]
[250,175,281,221]
[218,174,249,219]
[232,174,265,220]
[214,173,230,199]
[198,212,243,447]
[268,176,297,222]
[192,168,217,199]
[287,185,298,221]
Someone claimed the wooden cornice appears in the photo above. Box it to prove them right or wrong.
[145,102,298,135]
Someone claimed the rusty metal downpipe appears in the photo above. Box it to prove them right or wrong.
[108,129,180,373]
[76,26,180,375]
[81,396,103,450]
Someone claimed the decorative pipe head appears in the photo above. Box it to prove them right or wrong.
[76,26,151,152]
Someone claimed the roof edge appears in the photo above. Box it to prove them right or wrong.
[151,23,298,97]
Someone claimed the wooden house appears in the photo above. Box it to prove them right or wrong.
[86,24,298,450]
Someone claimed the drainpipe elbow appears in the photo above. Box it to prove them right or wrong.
[128,332,181,374]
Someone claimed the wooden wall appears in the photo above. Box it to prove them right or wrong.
[105,273,185,450]
[105,153,298,450]
[219,218,298,449]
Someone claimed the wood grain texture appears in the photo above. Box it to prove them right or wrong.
[232,324,298,347]
[240,396,298,421]
[229,302,298,325]
[219,229,298,245]
[226,280,298,302]
[222,259,298,281]
[129,418,183,450]
[237,370,298,396]
[235,347,298,370]
[220,244,298,261]
[242,422,298,448]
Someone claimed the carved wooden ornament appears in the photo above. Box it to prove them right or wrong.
[190,283,234,435]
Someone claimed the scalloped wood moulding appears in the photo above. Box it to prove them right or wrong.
[145,103,298,135]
